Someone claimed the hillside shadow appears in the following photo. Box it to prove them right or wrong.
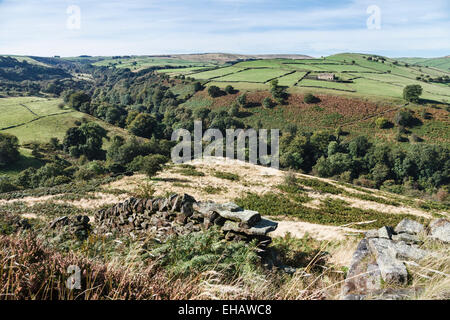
[237,111,253,118]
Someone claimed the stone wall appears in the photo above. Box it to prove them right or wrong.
[94,193,278,250]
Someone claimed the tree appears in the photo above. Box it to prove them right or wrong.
[208,85,222,98]
[63,122,108,160]
[141,154,168,178]
[68,91,91,111]
[237,93,247,108]
[403,85,423,103]
[229,103,240,117]
[193,81,203,92]
[349,136,371,159]
[270,80,288,104]
[127,113,158,138]
[0,133,20,167]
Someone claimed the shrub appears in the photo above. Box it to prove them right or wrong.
[304,93,319,104]
[262,97,274,109]
[141,154,168,178]
[224,85,235,94]
[409,134,422,143]
[237,93,247,108]
[0,176,17,193]
[375,117,390,129]
[151,227,260,278]
[394,110,415,127]
[214,171,239,181]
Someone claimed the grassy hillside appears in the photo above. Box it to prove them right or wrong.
[181,53,450,103]
[398,56,450,72]
[0,97,132,145]
[92,56,216,71]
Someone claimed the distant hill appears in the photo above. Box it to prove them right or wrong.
[397,56,450,73]
[169,53,313,64]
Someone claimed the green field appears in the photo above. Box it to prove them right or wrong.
[92,56,214,71]
[214,68,292,83]
[0,97,69,129]
[190,66,245,79]
[398,56,450,72]
[298,79,355,91]
[277,71,307,86]
[156,66,210,75]
[0,97,132,146]
[154,54,450,102]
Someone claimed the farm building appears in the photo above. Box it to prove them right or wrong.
[317,73,335,81]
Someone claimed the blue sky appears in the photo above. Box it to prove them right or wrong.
[0,0,449,57]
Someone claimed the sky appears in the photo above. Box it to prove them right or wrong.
[0,0,449,58]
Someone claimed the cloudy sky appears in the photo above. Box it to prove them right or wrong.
[0,0,449,57]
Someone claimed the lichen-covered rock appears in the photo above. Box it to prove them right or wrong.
[395,219,424,235]
[341,239,382,299]
[391,233,421,244]
[368,238,408,284]
[390,241,428,261]
[365,229,378,238]
[428,218,450,243]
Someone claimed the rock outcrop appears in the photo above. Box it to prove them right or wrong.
[341,218,449,300]
[94,194,277,250]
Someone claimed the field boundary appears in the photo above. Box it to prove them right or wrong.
[0,110,75,131]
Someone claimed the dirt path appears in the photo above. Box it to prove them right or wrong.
[270,219,363,241]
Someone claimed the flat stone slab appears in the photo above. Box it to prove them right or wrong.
[222,217,277,236]
[389,241,428,261]
[395,219,424,235]
[217,209,261,227]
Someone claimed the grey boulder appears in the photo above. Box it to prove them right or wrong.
[395,219,424,235]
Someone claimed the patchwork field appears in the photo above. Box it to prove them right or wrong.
[183,53,450,103]
[92,56,215,71]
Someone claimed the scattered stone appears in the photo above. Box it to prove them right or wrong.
[392,233,421,244]
[368,238,408,284]
[341,239,382,298]
[342,218,446,300]
[390,241,428,261]
[378,226,395,239]
[365,229,378,238]
[395,219,424,235]
[428,219,450,243]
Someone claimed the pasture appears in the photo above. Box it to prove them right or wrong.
[92,56,214,71]
[0,97,132,146]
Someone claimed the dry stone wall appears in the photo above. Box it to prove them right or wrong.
[94,193,278,250]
